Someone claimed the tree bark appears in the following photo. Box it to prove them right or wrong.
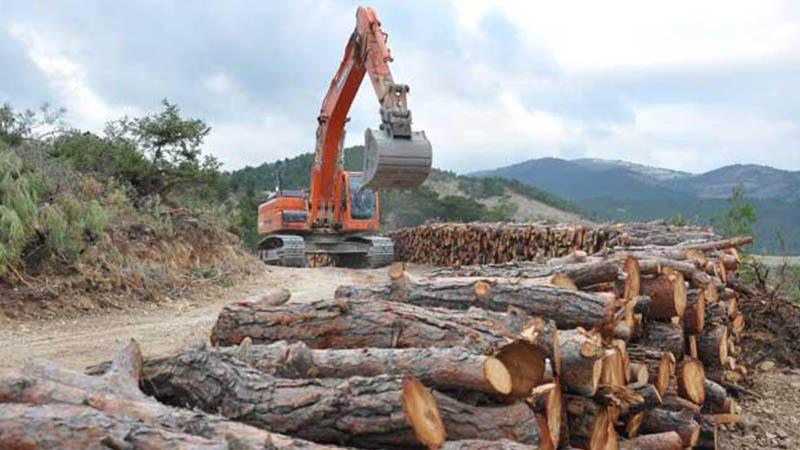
[557,328,605,396]
[141,348,541,447]
[697,325,729,369]
[627,345,675,397]
[0,403,227,450]
[639,321,684,361]
[640,408,700,447]
[440,439,539,449]
[684,290,706,335]
[0,340,345,450]
[428,259,620,289]
[338,274,616,331]
[619,431,683,450]
[565,395,618,450]
[235,341,516,395]
[211,297,527,353]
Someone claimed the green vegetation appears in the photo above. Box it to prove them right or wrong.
[710,185,757,240]
[0,101,241,286]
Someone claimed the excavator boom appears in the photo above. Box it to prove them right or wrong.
[257,7,431,268]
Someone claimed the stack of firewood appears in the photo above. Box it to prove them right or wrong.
[0,223,754,449]
[387,221,722,266]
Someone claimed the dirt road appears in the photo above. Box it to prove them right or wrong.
[0,266,388,370]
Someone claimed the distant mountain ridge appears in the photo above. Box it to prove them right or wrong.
[475,157,800,253]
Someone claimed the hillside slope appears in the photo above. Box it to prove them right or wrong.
[476,157,800,253]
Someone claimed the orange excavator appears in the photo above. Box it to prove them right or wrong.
[257,6,432,268]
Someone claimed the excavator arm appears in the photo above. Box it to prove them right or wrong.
[309,6,432,225]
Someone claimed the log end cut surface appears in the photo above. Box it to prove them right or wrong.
[402,376,446,449]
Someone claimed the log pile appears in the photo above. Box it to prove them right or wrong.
[386,220,722,266]
[1,222,756,449]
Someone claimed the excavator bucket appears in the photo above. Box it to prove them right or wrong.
[361,128,432,191]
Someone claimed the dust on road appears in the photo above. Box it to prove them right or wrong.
[0,266,387,370]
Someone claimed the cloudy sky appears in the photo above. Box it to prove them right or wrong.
[2,0,799,173]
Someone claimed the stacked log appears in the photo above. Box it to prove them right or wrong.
[3,223,753,449]
[387,221,722,266]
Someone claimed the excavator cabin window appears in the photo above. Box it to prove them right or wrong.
[348,174,376,220]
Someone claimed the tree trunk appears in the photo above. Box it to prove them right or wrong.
[627,345,675,397]
[684,290,706,335]
[440,439,540,450]
[640,321,684,361]
[565,395,618,450]
[428,259,620,289]
[697,325,728,369]
[556,328,605,396]
[640,408,700,447]
[210,297,526,353]
[0,340,345,450]
[619,431,683,450]
[223,340,516,395]
[339,273,616,330]
[0,403,227,450]
[639,268,686,319]
[141,347,541,447]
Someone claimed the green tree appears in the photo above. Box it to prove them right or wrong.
[107,100,219,200]
[711,185,757,239]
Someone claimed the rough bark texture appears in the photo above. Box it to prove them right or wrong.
[0,403,226,450]
[141,348,540,447]
[697,325,728,369]
[640,321,684,361]
[338,275,616,330]
[428,260,620,289]
[440,439,539,449]
[640,408,700,447]
[627,345,675,397]
[263,341,513,394]
[0,340,343,450]
[210,297,527,352]
[619,431,683,450]
[565,395,616,450]
[557,328,605,396]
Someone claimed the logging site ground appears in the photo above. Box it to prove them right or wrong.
[1,262,800,448]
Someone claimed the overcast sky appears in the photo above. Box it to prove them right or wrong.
[2,0,799,173]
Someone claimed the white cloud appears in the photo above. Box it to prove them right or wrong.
[7,23,139,130]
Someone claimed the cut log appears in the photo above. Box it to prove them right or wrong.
[697,325,728,369]
[566,395,618,450]
[402,376,446,449]
[627,362,650,389]
[0,403,227,450]
[627,345,675,397]
[528,382,563,450]
[676,358,705,405]
[234,341,516,395]
[640,408,700,447]
[340,274,616,330]
[1,340,346,450]
[557,328,605,396]
[639,268,686,319]
[684,289,706,335]
[623,384,663,415]
[687,335,698,359]
[619,431,683,450]
[141,348,541,447]
[210,297,527,352]
[640,321,684,361]
[623,256,641,299]
[428,259,620,289]
[679,236,753,252]
[702,379,735,414]
[441,439,540,450]
[601,340,629,388]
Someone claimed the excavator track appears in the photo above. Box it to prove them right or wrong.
[334,236,395,269]
[258,235,307,267]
